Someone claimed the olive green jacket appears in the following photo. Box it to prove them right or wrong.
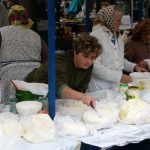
[25,50,93,98]
[56,50,93,97]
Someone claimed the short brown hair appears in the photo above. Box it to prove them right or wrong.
[132,19,150,41]
[73,32,102,58]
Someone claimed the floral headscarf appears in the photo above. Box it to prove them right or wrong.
[8,5,33,28]
[96,5,115,31]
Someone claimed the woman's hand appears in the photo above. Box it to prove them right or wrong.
[120,74,132,83]
[81,94,96,108]
[138,60,149,70]
[134,63,148,72]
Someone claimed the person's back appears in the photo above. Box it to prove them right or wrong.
[0,25,41,62]
[125,19,150,65]
[125,40,150,63]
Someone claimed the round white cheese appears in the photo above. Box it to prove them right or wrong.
[21,114,55,143]
[119,99,150,124]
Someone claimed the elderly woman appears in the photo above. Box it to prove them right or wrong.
[125,19,150,70]
[87,5,147,92]
[0,5,48,104]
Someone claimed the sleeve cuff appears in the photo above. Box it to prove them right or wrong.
[58,84,68,98]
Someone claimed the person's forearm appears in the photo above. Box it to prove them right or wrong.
[93,65,122,83]
[60,86,96,108]
[124,58,136,72]
[61,86,85,101]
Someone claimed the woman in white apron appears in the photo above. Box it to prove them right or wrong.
[88,5,147,92]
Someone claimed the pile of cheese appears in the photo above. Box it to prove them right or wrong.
[56,99,89,116]
[131,79,150,90]
[20,114,55,143]
[82,102,120,129]
[119,99,150,124]
[57,119,89,137]
[0,112,55,143]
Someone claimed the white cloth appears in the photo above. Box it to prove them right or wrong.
[83,101,119,130]
[88,25,135,91]
[54,110,150,149]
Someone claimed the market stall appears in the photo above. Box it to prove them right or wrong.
[49,1,150,148]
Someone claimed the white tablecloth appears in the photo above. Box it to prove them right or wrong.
[54,113,150,149]
[0,108,80,150]
[55,89,150,149]
[80,122,150,149]
[2,88,150,150]
[0,135,80,150]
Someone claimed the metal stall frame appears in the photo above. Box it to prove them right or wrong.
[137,0,143,20]
[48,0,55,119]
[85,0,91,32]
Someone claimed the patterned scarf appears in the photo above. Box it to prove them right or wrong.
[97,5,115,31]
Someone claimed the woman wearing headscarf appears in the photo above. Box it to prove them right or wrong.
[87,5,147,92]
[0,5,48,104]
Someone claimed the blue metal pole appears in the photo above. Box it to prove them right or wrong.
[48,0,55,119]
[85,0,91,32]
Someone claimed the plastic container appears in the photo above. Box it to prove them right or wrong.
[16,101,42,116]
[119,83,128,93]
[9,98,18,114]
[16,90,42,102]
[129,72,150,81]
[126,86,140,100]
